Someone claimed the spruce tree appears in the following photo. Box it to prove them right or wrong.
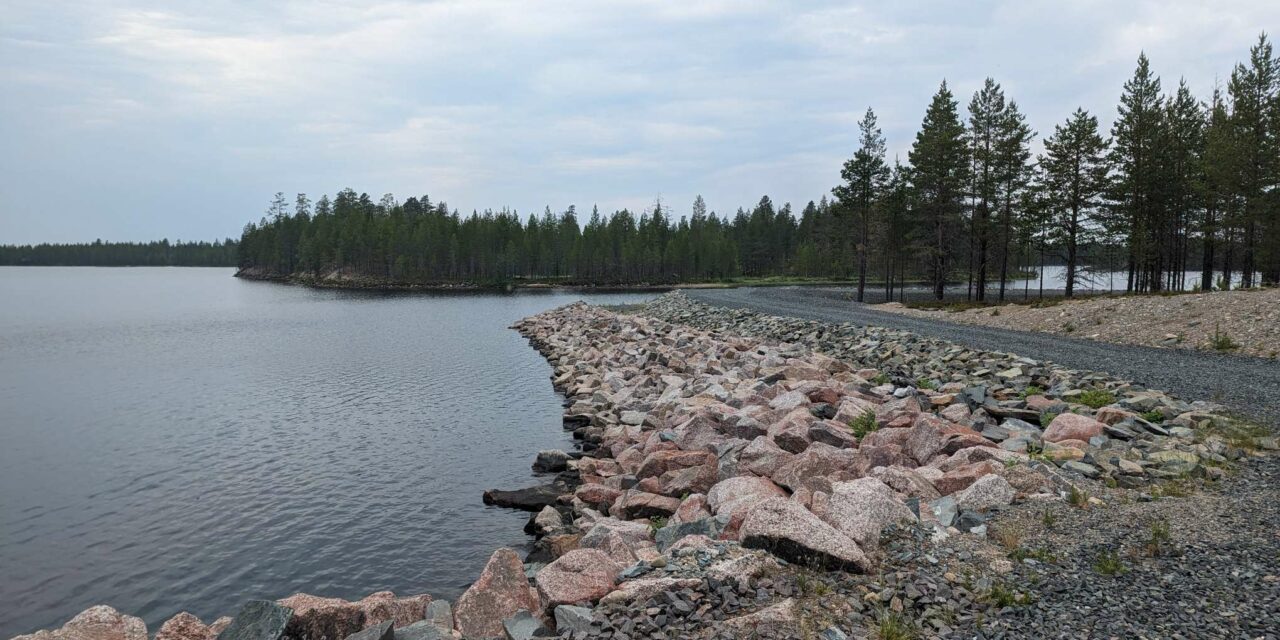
[832,107,890,301]
[1041,108,1110,297]
[909,81,970,300]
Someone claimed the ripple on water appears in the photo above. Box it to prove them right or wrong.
[0,267,655,637]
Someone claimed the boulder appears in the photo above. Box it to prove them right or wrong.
[15,606,149,640]
[355,592,431,629]
[534,549,621,607]
[739,436,794,476]
[217,601,292,640]
[343,622,391,640]
[574,484,622,511]
[552,605,594,636]
[155,613,216,640]
[868,465,940,501]
[499,611,548,640]
[454,548,540,640]
[809,422,859,449]
[279,593,364,640]
[390,622,447,640]
[613,490,680,519]
[636,450,716,479]
[578,526,637,566]
[739,498,870,572]
[720,598,799,634]
[598,577,703,605]
[532,450,570,473]
[706,476,787,518]
[656,463,717,497]
[1043,413,1106,444]
[933,461,997,495]
[483,485,565,512]
[671,493,711,524]
[771,442,859,493]
[952,474,1016,511]
[823,478,917,549]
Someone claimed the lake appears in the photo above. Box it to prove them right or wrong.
[0,268,654,638]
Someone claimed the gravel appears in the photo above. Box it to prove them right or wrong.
[681,287,1280,429]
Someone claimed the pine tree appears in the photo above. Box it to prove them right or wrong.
[993,100,1034,301]
[1110,53,1166,291]
[909,81,970,300]
[1041,108,1110,297]
[967,78,1006,301]
[1228,33,1278,286]
[832,107,890,301]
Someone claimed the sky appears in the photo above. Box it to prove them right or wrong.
[1,1,1276,244]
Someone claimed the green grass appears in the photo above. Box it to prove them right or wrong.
[849,409,879,438]
[915,377,937,390]
[1077,389,1116,409]
[1146,519,1172,557]
[1093,549,1125,576]
[872,372,891,385]
[1208,324,1241,351]
[874,609,916,640]
[1068,485,1090,508]
[1041,509,1057,529]
[648,516,667,535]
[1040,411,1060,427]
[1020,385,1044,399]
[1141,410,1164,423]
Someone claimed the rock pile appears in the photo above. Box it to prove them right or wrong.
[633,292,1267,487]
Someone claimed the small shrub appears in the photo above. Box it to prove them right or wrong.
[874,609,916,640]
[1068,485,1090,508]
[648,516,667,535]
[1008,546,1056,563]
[1145,519,1171,557]
[1020,385,1044,399]
[1063,321,1077,333]
[1041,509,1057,529]
[1209,324,1240,351]
[990,308,1001,317]
[984,583,1023,607]
[1078,389,1116,409]
[849,409,879,438]
[916,377,938,390]
[1151,479,1192,498]
[1141,410,1164,423]
[872,372,891,385]
[1093,549,1125,575]
[1040,411,1060,427]
[992,527,1021,551]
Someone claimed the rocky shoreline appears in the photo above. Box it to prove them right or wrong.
[19,292,1275,640]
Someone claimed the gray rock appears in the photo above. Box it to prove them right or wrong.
[954,510,987,532]
[395,621,449,640]
[532,450,570,473]
[655,517,722,551]
[425,600,452,631]
[553,605,595,635]
[216,601,292,640]
[501,610,548,640]
[344,621,392,640]
[929,496,958,527]
[1061,461,1101,479]
[953,474,1015,512]
[820,627,849,640]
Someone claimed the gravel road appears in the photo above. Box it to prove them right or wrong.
[684,286,1280,429]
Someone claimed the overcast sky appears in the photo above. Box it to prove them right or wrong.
[1,1,1276,244]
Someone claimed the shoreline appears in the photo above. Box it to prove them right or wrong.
[18,292,1275,640]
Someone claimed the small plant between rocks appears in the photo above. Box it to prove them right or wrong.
[849,409,878,438]
[1078,389,1116,409]
[1092,549,1126,576]
[1208,324,1241,351]
[874,608,917,640]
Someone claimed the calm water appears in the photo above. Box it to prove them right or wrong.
[0,268,654,638]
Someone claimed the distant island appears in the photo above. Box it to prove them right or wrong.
[0,239,238,267]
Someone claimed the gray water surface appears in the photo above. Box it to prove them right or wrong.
[0,268,654,638]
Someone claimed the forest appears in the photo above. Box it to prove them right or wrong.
[0,239,239,267]
[237,35,1280,299]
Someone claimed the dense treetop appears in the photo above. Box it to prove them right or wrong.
[0,239,238,267]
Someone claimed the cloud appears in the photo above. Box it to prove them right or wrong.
[2,0,1279,242]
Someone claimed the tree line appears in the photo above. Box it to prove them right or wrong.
[0,239,239,267]
[238,34,1279,298]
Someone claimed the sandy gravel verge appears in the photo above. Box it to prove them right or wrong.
[877,288,1280,359]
